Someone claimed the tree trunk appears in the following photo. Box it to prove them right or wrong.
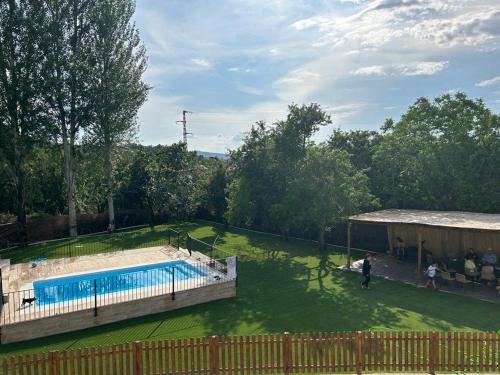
[63,133,78,237]
[105,140,115,230]
[319,228,326,250]
[14,166,27,244]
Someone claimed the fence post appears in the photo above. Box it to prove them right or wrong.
[133,341,143,375]
[429,332,437,375]
[355,331,364,375]
[210,336,218,375]
[93,279,98,317]
[48,351,59,375]
[282,332,292,375]
[171,267,176,300]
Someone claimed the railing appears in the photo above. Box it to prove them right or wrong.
[1,258,231,325]
[168,228,181,249]
[2,331,500,374]
[186,233,231,260]
[0,227,179,264]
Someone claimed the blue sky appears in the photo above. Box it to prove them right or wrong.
[134,0,500,152]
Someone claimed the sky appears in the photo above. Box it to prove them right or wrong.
[133,0,500,153]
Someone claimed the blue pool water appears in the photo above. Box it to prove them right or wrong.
[33,260,205,305]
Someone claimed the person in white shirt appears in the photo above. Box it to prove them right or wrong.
[424,262,438,289]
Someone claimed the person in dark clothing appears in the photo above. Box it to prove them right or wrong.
[361,252,373,289]
[465,248,478,263]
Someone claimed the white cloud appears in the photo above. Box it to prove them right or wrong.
[476,76,500,87]
[350,65,386,76]
[294,1,500,51]
[291,16,327,31]
[350,62,448,77]
[396,61,449,76]
[409,9,500,49]
[237,84,264,96]
[338,0,368,4]
[228,67,240,72]
[191,58,211,68]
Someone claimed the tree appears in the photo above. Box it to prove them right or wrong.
[373,93,500,212]
[0,1,48,241]
[115,144,201,224]
[327,129,381,172]
[289,146,378,249]
[86,0,149,230]
[196,158,228,222]
[226,104,331,235]
[41,0,96,236]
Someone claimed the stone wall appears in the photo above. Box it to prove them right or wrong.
[0,280,236,344]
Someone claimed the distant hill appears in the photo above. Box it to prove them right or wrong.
[195,151,229,160]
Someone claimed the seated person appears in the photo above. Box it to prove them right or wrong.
[465,248,478,263]
[481,264,496,282]
[464,258,480,281]
[482,249,497,266]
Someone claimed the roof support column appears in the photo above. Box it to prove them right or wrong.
[347,221,352,270]
[417,231,422,287]
[387,224,393,256]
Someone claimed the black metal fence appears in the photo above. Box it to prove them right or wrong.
[1,257,231,325]
[186,233,231,260]
[0,227,181,264]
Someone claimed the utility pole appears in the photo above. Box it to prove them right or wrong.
[176,110,192,147]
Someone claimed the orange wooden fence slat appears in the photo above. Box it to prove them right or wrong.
[492,332,498,373]
[252,335,257,375]
[202,337,208,375]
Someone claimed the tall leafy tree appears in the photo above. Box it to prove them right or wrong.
[373,93,500,212]
[41,0,95,236]
[86,0,149,230]
[289,146,377,249]
[0,1,48,241]
[227,104,331,235]
[196,158,228,222]
[328,129,381,172]
[226,121,276,228]
[116,144,201,224]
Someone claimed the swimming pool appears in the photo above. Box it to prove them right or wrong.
[33,260,205,305]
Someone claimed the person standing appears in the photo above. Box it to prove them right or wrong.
[424,262,438,289]
[361,253,373,289]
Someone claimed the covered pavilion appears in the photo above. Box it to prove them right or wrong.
[346,209,500,285]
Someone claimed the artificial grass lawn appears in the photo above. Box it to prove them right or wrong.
[1,221,500,357]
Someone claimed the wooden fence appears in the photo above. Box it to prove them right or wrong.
[2,331,500,375]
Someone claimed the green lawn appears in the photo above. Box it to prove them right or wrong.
[1,221,500,357]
